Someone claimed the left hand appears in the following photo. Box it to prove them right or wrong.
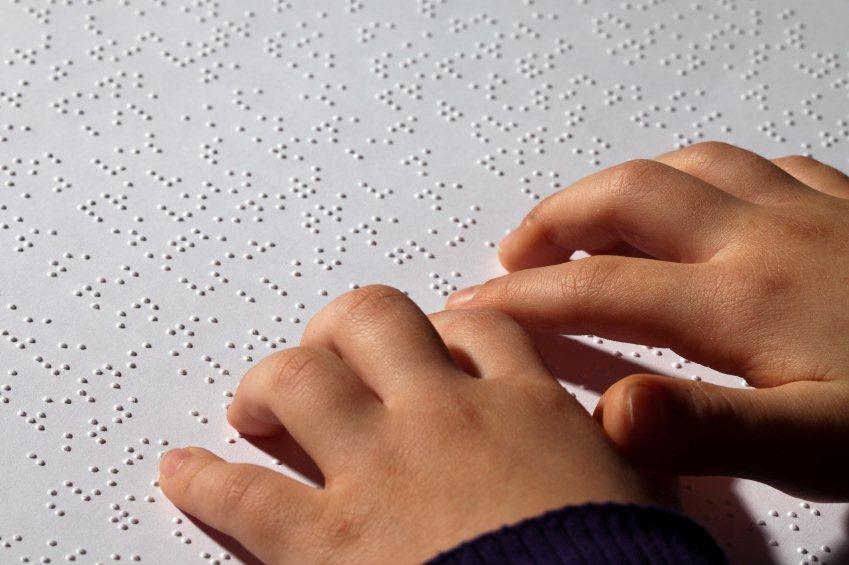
[159,285,666,564]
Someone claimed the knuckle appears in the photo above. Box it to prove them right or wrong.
[562,257,616,298]
[775,154,818,171]
[266,347,327,395]
[668,141,740,180]
[684,141,737,164]
[476,275,536,308]
[439,308,524,337]
[334,284,410,324]
[213,464,263,517]
[524,199,558,229]
[606,159,666,199]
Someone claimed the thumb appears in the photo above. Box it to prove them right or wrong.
[595,374,849,501]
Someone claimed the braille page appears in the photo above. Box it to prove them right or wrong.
[0,1,846,563]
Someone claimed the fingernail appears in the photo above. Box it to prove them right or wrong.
[446,285,479,308]
[626,385,669,452]
[160,448,193,478]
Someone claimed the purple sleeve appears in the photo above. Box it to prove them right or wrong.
[428,503,727,565]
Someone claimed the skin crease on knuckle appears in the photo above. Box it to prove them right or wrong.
[265,347,328,400]
[434,309,532,348]
[212,464,265,520]
[677,141,742,173]
[332,284,412,329]
[604,159,668,201]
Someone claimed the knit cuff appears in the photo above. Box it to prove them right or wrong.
[428,502,726,565]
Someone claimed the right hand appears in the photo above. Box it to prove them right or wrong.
[447,142,849,501]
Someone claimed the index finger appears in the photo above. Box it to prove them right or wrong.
[447,255,708,356]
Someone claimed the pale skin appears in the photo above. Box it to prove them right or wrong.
[159,142,849,562]
[447,141,849,501]
[159,286,665,564]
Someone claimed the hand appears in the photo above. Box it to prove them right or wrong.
[158,286,664,564]
[446,142,849,501]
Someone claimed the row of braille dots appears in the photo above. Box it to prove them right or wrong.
[417,0,445,19]
[189,409,208,425]
[444,210,479,249]
[357,21,395,44]
[170,515,197,547]
[194,351,231,382]
[386,239,436,265]
[92,72,145,99]
[447,12,498,35]
[2,327,35,350]
[470,117,510,145]
[631,89,707,126]
[350,218,398,248]
[473,39,503,60]
[108,499,140,531]
[4,228,55,254]
[17,406,49,432]
[360,180,394,201]
[433,56,464,81]
[6,33,51,66]
[92,362,126,391]
[514,53,554,81]
[397,47,429,74]
[428,272,461,297]
[113,133,162,154]
[756,503,831,559]
[15,542,138,564]
[816,126,846,150]
[591,11,629,41]
[800,93,825,123]
[3,153,63,191]
[758,110,801,144]
[477,152,505,177]
[400,149,431,176]
[582,336,748,384]
[375,87,406,112]
[0,85,26,109]
[0,532,23,549]
[603,83,641,107]
[300,204,341,235]
[198,548,235,565]
[782,21,806,50]
[33,351,70,376]
[249,324,290,348]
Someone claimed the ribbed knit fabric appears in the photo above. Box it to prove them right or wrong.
[428,503,727,565]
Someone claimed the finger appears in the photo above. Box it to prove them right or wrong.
[655,141,808,204]
[772,155,849,198]
[428,309,550,380]
[301,285,457,399]
[447,255,704,352]
[498,159,746,271]
[228,347,383,471]
[159,447,321,562]
[596,375,849,501]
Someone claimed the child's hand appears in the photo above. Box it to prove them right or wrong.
[446,142,849,501]
[158,286,664,563]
